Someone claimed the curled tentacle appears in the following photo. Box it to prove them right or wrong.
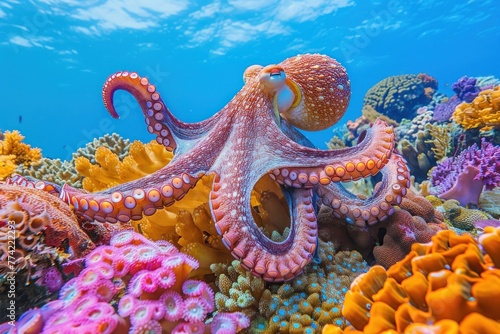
[210,174,317,282]
[316,154,411,226]
[102,71,221,151]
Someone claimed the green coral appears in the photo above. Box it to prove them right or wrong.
[441,199,491,231]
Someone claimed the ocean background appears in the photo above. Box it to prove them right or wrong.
[1,0,499,159]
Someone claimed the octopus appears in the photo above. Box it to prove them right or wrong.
[61,54,411,282]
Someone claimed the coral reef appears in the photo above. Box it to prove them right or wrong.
[75,139,171,192]
[429,138,500,206]
[74,132,132,163]
[451,76,481,103]
[1,230,250,333]
[0,130,41,180]
[394,110,433,142]
[322,227,500,334]
[17,133,132,188]
[397,130,437,183]
[478,188,500,218]
[17,158,83,188]
[453,85,500,132]
[432,95,461,122]
[317,188,446,269]
[344,105,398,146]
[440,199,491,231]
[423,123,451,162]
[211,240,368,333]
[363,73,437,122]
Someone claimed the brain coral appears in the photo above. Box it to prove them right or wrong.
[363,73,437,122]
[322,227,500,334]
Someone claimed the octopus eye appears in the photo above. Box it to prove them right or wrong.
[270,69,283,77]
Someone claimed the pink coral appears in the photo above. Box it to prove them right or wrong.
[2,230,249,333]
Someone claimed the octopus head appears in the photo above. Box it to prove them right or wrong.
[253,53,351,131]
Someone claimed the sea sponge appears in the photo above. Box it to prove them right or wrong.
[452,85,500,132]
[0,130,41,180]
[322,228,500,333]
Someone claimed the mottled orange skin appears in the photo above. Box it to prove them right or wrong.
[61,54,410,281]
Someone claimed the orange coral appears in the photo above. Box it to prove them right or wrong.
[452,85,500,132]
[0,130,41,180]
[0,183,95,259]
[322,228,500,333]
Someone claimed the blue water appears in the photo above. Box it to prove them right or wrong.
[1,1,499,159]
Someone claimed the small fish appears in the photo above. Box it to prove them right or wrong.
[19,115,22,123]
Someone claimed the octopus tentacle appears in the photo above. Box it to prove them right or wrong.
[210,173,317,282]
[102,71,222,151]
[61,169,203,223]
[266,119,395,185]
[316,154,411,226]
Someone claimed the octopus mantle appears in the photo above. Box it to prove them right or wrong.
[62,54,410,282]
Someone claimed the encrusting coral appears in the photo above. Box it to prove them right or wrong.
[440,199,491,231]
[0,130,41,180]
[211,240,369,334]
[322,227,500,334]
[0,230,251,333]
[452,85,500,132]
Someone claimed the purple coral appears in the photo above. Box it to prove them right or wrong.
[430,138,500,205]
[451,76,481,103]
[432,95,461,122]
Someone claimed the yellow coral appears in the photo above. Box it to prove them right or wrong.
[76,140,172,192]
[0,130,41,180]
[452,85,500,132]
[323,228,500,333]
[0,155,17,180]
[424,123,450,162]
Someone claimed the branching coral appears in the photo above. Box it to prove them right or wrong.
[322,227,500,334]
[424,123,451,162]
[429,138,500,206]
[211,240,368,333]
[0,130,41,180]
[453,85,500,132]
